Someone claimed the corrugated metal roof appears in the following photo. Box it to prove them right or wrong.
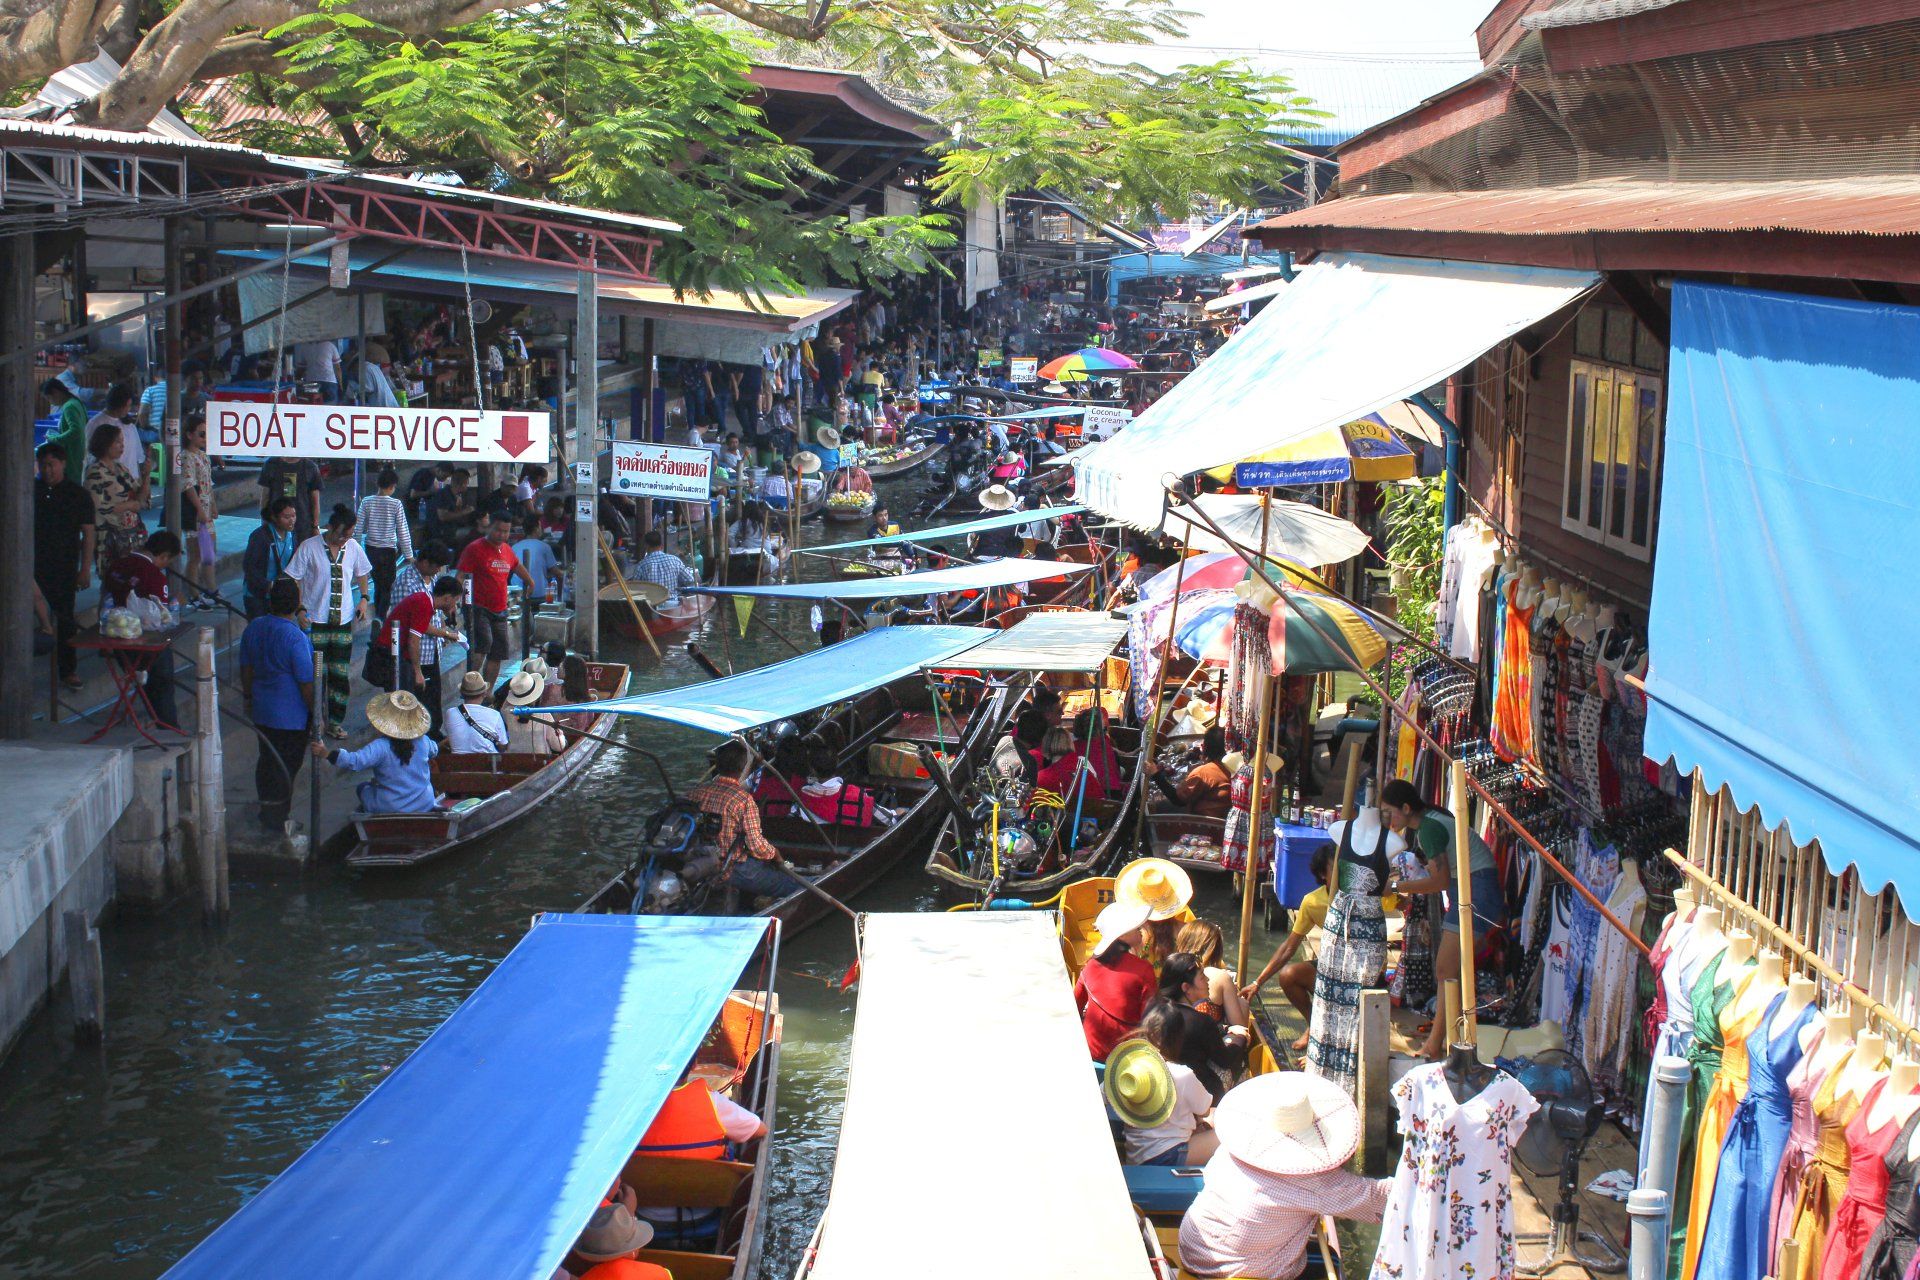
[1524,0,1693,30]
[1254,179,1920,238]
[0,115,262,157]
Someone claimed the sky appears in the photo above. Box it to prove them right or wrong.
[1077,0,1495,142]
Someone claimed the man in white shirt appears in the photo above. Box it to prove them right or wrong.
[444,671,508,754]
[87,384,146,480]
[295,339,344,403]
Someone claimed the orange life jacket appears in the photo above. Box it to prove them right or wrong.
[635,1081,727,1161]
[582,1259,673,1280]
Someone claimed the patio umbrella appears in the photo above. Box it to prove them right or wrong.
[1208,412,1419,486]
[1162,495,1370,568]
[1037,347,1141,382]
[1174,599,1240,665]
[1138,551,1253,603]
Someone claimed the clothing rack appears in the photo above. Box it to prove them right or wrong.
[1662,848,1920,1051]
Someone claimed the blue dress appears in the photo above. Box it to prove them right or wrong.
[1697,992,1816,1280]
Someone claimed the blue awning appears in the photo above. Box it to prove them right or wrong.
[162,914,769,1280]
[541,625,992,733]
[807,506,1087,554]
[1647,281,1920,897]
[693,557,1093,601]
[988,406,1088,422]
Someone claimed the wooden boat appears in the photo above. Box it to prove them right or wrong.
[823,491,878,524]
[579,655,1012,938]
[723,544,790,585]
[1147,811,1231,874]
[348,660,632,870]
[864,438,946,478]
[599,579,717,639]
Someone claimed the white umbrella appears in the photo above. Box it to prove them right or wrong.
[1161,494,1370,568]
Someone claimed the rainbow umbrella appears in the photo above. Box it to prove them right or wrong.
[1138,551,1251,602]
[1261,564,1397,674]
[1036,347,1141,382]
[1174,599,1240,665]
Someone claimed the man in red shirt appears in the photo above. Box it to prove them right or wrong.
[371,574,464,701]
[1073,900,1156,1060]
[102,529,183,730]
[456,515,536,682]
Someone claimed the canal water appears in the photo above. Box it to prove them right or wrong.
[0,475,1297,1279]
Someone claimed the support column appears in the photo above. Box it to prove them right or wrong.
[639,318,656,542]
[162,217,183,534]
[575,272,600,656]
[0,234,37,739]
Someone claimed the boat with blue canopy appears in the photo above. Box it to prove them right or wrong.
[690,556,1094,603]
[562,627,1016,933]
[162,913,781,1280]
[804,505,1089,557]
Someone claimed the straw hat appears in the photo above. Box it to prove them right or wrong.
[1092,899,1152,956]
[978,483,1017,512]
[366,342,392,365]
[573,1202,656,1263]
[1104,1039,1178,1129]
[504,670,547,706]
[814,425,843,449]
[520,656,551,679]
[792,450,823,475]
[1221,750,1282,777]
[1115,857,1194,921]
[458,671,489,698]
[365,691,431,741]
[1211,1071,1360,1177]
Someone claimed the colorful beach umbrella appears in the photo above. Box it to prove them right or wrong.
[1036,347,1141,382]
[1174,600,1240,665]
[1138,551,1252,603]
[1213,413,1419,486]
[1265,572,1395,675]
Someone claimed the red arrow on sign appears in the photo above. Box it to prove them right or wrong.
[498,414,537,458]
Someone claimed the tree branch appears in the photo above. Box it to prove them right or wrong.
[0,0,122,99]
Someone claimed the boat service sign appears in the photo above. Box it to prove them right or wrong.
[609,441,714,501]
[207,402,551,464]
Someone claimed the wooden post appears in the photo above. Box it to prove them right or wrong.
[1450,759,1479,1044]
[308,649,324,856]
[0,234,36,740]
[63,909,104,1042]
[575,272,601,655]
[1340,730,1364,820]
[194,627,229,921]
[1355,989,1391,1170]
[163,216,184,534]
[1442,977,1463,1050]
[639,318,656,545]
[1235,677,1276,981]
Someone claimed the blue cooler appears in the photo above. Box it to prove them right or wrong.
[1270,819,1331,905]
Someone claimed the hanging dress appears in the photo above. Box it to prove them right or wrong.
[1696,993,1816,1280]
[1821,1079,1909,1280]
[1370,1061,1540,1280]
[1669,951,1749,1280]
[1679,966,1766,1280]
[1490,578,1537,763]
[1768,1027,1840,1268]
[1861,1108,1920,1280]
[1783,1051,1869,1280]
[1306,816,1395,1095]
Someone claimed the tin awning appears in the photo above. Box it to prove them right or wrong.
[162,914,769,1280]
[1074,252,1598,528]
[807,505,1086,555]
[934,612,1129,673]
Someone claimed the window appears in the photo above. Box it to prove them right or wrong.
[1561,359,1662,560]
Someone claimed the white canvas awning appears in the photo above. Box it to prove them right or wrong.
[1074,252,1599,529]
[1203,274,1289,313]
[807,914,1155,1280]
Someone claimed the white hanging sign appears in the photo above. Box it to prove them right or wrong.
[1082,406,1133,441]
[608,441,713,501]
[206,402,551,463]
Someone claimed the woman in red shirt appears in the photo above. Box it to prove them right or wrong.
[1032,727,1095,815]
[1074,900,1156,1060]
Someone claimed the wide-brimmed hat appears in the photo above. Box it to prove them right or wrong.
[520,656,551,679]
[1222,750,1283,777]
[366,690,431,740]
[504,670,547,706]
[814,425,843,449]
[1211,1071,1360,1177]
[366,342,392,365]
[1104,1038,1177,1129]
[1092,899,1152,956]
[978,483,1017,512]
[792,450,823,475]
[458,671,489,698]
[573,1202,656,1263]
[1115,857,1194,921]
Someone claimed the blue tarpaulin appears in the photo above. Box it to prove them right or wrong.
[691,557,1093,601]
[542,625,992,733]
[162,914,769,1280]
[1648,281,1920,896]
[807,506,1087,555]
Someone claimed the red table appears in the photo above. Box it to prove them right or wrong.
[71,626,186,745]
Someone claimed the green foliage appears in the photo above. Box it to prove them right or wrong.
[1380,477,1446,649]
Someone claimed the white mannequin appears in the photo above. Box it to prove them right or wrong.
[1726,945,1783,1024]
[1839,1030,1890,1106]
[1868,1054,1920,1134]
[1803,1007,1855,1075]
[1538,577,1565,621]
[1775,972,1817,1043]
[1724,927,1758,970]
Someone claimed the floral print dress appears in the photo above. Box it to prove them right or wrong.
[1371,1062,1539,1280]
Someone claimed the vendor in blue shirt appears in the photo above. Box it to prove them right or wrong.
[312,690,440,814]
[238,577,316,829]
[512,516,563,605]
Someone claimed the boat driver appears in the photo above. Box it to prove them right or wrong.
[685,739,804,904]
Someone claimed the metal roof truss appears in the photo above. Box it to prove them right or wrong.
[1,145,186,208]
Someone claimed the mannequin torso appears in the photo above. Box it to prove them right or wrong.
[1774,974,1817,1044]
[1839,1030,1891,1106]
[1868,1054,1920,1135]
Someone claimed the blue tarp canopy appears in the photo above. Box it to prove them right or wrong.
[806,506,1087,555]
[988,406,1088,422]
[162,914,769,1280]
[542,625,992,733]
[692,557,1093,601]
[1648,281,1920,897]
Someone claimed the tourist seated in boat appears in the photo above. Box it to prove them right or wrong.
[1074,707,1130,797]
[1176,920,1252,1030]
[687,739,804,902]
[1031,727,1096,815]
[1176,1072,1390,1280]
[1073,900,1157,1060]
[753,735,809,817]
[1107,1010,1219,1167]
[504,670,564,756]
[990,709,1049,787]
[1032,684,1064,728]
[555,654,602,733]
[629,531,699,605]
[758,466,792,511]
[797,742,880,828]
[314,691,440,814]
[1153,955,1249,1103]
[971,484,1022,557]
[1117,857,1197,969]
[446,671,510,754]
[1150,727,1234,820]
[560,1202,669,1280]
[1241,843,1336,1052]
[635,1057,768,1164]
